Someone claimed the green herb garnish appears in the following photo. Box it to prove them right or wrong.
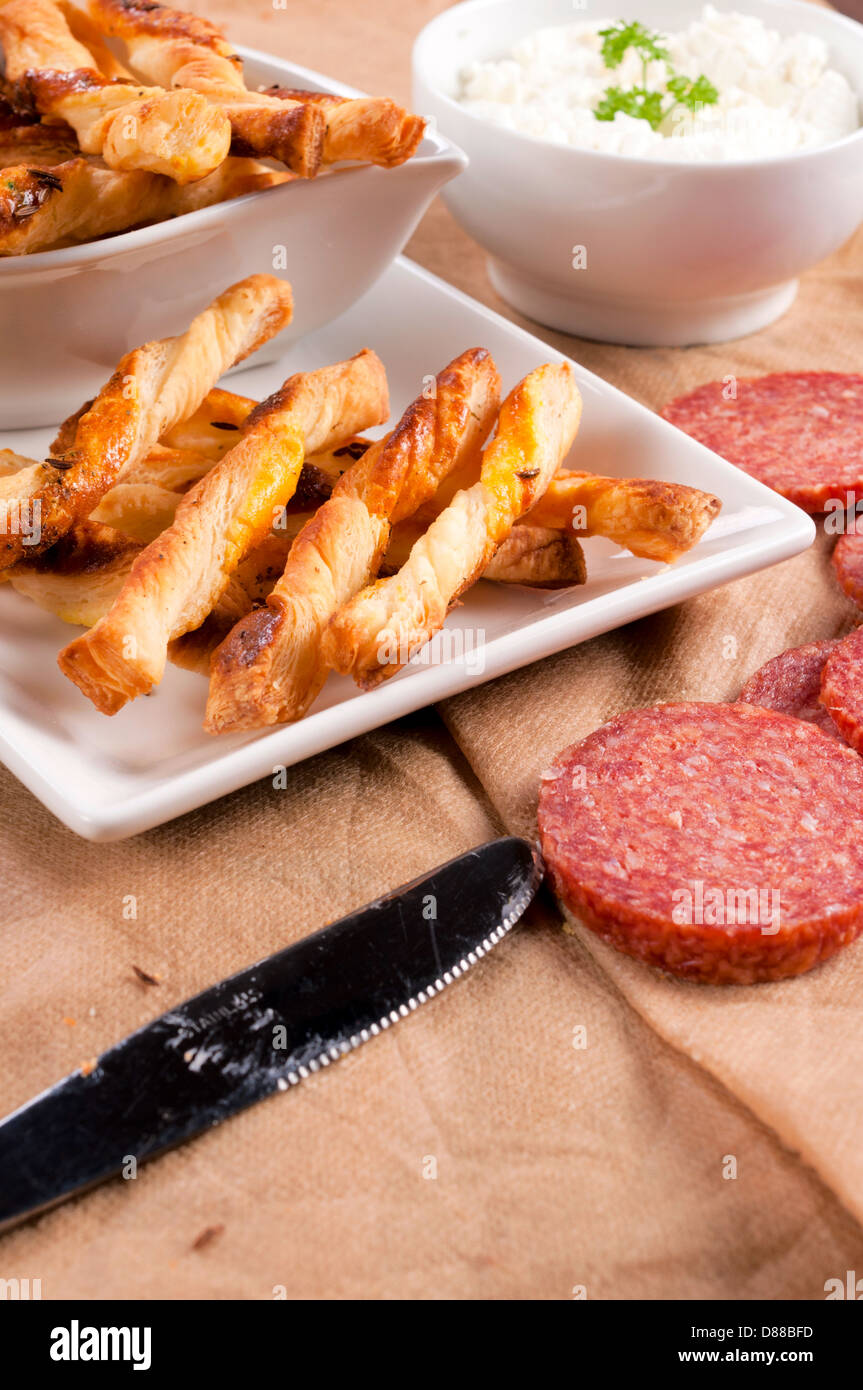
[599,20,669,74]
[594,21,719,132]
[594,85,665,128]
[666,73,720,111]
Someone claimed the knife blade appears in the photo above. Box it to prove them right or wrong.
[0,836,542,1233]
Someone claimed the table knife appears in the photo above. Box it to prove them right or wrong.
[0,836,542,1234]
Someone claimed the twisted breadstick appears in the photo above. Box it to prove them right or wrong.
[8,518,278,674]
[58,350,389,713]
[88,429,362,543]
[0,154,290,254]
[88,479,186,543]
[326,364,582,688]
[415,464,722,564]
[0,448,34,478]
[157,385,256,458]
[0,274,293,571]
[0,123,79,167]
[264,88,425,168]
[58,0,134,80]
[204,348,500,731]
[87,0,245,90]
[522,471,721,563]
[88,0,325,176]
[90,439,363,540]
[8,521,140,625]
[8,465,349,642]
[384,519,587,589]
[50,385,349,548]
[0,0,230,182]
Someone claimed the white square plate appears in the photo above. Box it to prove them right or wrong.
[0,257,814,839]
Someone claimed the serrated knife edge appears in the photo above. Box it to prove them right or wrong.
[276,840,543,1088]
[0,836,544,1234]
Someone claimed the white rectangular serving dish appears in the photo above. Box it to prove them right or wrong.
[0,256,815,840]
[0,46,466,429]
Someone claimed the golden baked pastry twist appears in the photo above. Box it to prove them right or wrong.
[88,0,325,176]
[203,348,499,730]
[384,518,587,589]
[325,363,582,688]
[0,122,79,166]
[0,154,290,254]
[0,0,231,182]
[58,0,134,80]
[0,274,293,570]
[58,349,389,713]
[265,87,425,168]
[522,471,721,563]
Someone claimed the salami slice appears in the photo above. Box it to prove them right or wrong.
[662,372,863,513]
[736,639,843,740]
[538,702,863,984]
[820,626,863,753]
[832,519,863,608]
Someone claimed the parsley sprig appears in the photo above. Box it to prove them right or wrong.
[599,20,669,76]
[593,21,719,132]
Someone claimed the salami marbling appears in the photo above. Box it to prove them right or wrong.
[820,626,863,753]
[538,702,863,984]
[736,640,843,740]
[662,373,863,513]
[832,520,863,608]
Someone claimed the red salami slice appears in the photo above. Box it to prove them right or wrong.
[662,372,863,513]
[832,519,863,608]
[736,640,843,740]
[538,702,863,984]
[820,627,863,753]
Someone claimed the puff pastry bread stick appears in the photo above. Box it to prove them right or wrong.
[326,363,582,688]
[414,465,722,564]
[383,519,587,590]
[50,384,255,465]
[158,80,323,179]
[8,520,140,625]
[88,479,187,543]
[0,0,231,182]
[264,87,425,168]
[89,432,345,545]
[109,433,358,500]
[87,0,325,177]
[522,471,721,563]
[0,154,290,254]
[0,448,35,478]
[71,406,353,545]
[203,348,500,731]
[0,124,79,167]
[158,386,256,457]
[87,0,245,89]
[58,349,389,713]
[7,519,281,678]
[0,274,293,570]
[479,527,586,588]
[57,0,134,80]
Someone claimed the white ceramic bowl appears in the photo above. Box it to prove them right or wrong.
[0,46,467,429]
[413,0,863,346]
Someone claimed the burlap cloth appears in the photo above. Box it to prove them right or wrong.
[2,1,863,1300]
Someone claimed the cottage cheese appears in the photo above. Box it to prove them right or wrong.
[457,6,859,160]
